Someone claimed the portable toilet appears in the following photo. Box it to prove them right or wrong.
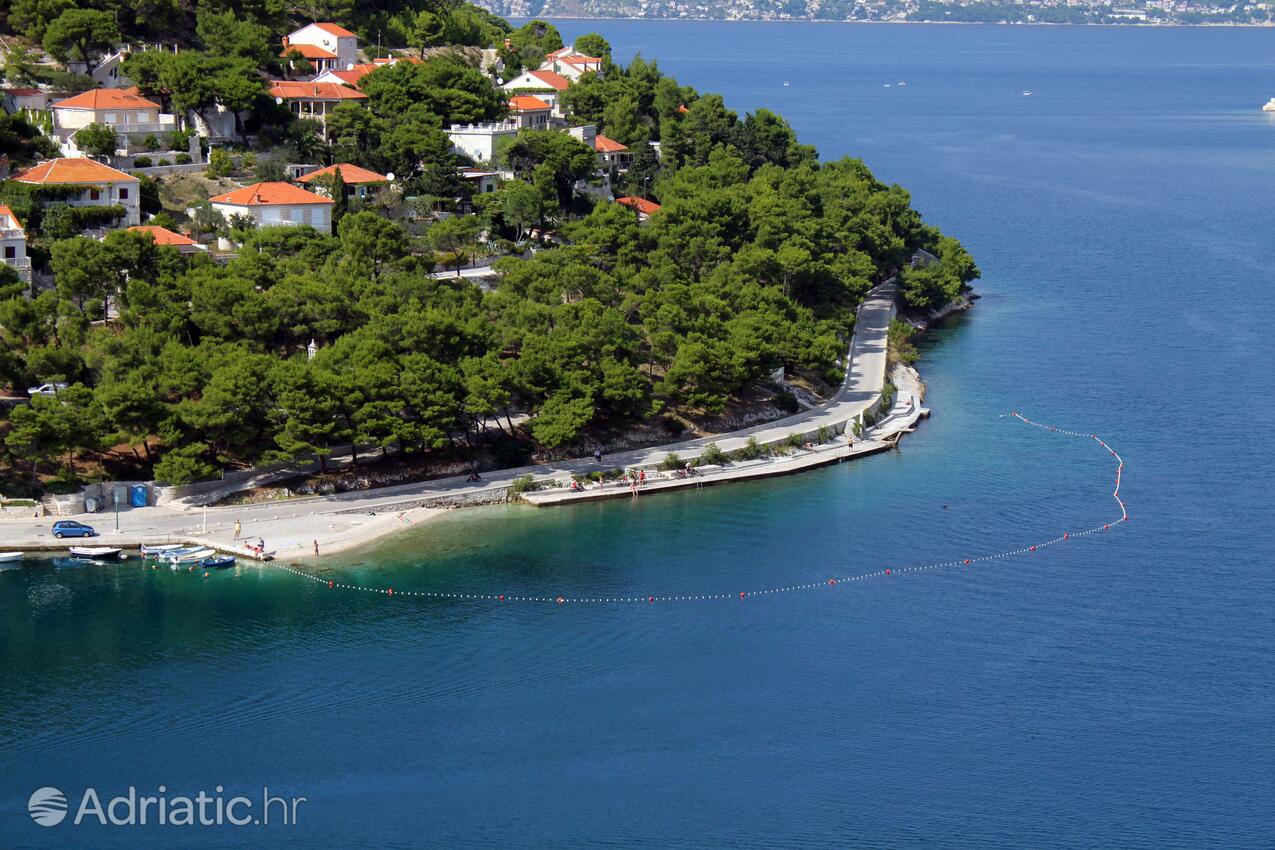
[130,485,148,508]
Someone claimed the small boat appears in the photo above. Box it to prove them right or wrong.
[0,552,23,564]
[782,81,790,87]
[140,543,185,556]
[898,81,907,86]
[158,546,206,562]
[69,546,124,560]
[166,547,216,564]
[1023,90,1033,96]
[201,555,236,570]
[1263,98,1275,113]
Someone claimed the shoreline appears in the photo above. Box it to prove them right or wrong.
[524,17,1275,28]
[0,283,967,562]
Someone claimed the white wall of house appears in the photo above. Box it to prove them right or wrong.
[287,24,358,71]
[0,216,30,282]
[211,202,332,235]
[58,182,142,226]
[447,124,519,165]
[53,106,176,134]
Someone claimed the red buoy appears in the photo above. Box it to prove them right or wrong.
[1104,524,1109,530]
[499,594,505,602]
[739,591,746,599]
[328,580,334,588]
[885,569,892,575]
[827,579,836,586]
[963,559,971,565]
[648,595,654,603]
[1063,532,1069,540]
[388,587,394,596]
[556,596,565,604]
[1030,545,1037,551]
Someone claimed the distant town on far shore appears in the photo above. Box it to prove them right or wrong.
[485,0,1275,26]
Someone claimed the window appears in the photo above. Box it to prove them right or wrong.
[3,247,14,260]
[104,112,116,123]
[89,189,101,201]
[118,188,129,200]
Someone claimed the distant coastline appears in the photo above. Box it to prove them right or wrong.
[512,16,1275,28]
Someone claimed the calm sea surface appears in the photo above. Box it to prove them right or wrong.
[3,23,1275,848]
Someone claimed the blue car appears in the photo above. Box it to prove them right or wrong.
[52,520,97,539]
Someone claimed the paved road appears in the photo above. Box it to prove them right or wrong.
[0,282,897,547]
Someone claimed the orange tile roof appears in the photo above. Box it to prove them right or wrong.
[209,181,333,206]
[509,95,552,112]
[281,43,338,60]
[616,196,661,216]
[558,55,602,67]
[311,22,357,37]
[53,88,162,110]
[268,81,367,101]
[528,70,571,91]
[594,134,628,153]
[323,64,378,86]
[677,103,689,114]
[128,225,197,246]
[296,163,389,185]
[0,204,24,229]
[12,157,138,185]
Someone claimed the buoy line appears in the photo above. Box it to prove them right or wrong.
[270,411,1130,605]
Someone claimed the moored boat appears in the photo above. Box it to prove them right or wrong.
[0,552,23,564]
[166,547,217,564]
[69,546,124,560]
[201,555,236,570]
[140,543,185,556]
[1263,97,1275,112]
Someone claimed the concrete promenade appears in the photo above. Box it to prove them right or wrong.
[0,282,909,558]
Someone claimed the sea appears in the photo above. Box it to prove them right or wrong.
[2,22,1274,848]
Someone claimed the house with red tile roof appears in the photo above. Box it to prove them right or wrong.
[126,225,205,253]
[209,182,334,234]
[593,134,631,171]
[50,87,176,155]
[297,163,391,200]
[542,47,603,82]
[0,204,31,281]
[615,195,661,222]
[268,81,368,138]
[12,158,141,226]
[281,22,359,75]
[501,69,571,117]
[508,95,552,130]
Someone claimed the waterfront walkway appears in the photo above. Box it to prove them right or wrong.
[0,282,906,558]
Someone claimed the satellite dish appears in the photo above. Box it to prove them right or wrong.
[386,172,395,182]
[275,96,283,105]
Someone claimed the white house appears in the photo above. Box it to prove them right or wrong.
[0,204,31,282]
[281,23,359,75]
[268,81,368,139]
[541,47,603,82]
[12,158,141,227]
[50,87,177,155]
[501,69,570,116]
[508,95,552,130]
[593,134,631,171]
[2,87,50,114]
[447,123,519,165]
[209,182,334,234]
[296,163,390,200]
[459,167,500,195]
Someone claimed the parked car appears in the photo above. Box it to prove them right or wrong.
[52,520,97,539]
[27,382,68,397]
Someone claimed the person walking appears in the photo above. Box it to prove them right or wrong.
[313,540,319,557]
[594,447,603,463]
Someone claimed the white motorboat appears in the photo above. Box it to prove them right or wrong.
[1263,98,1275,113]
[140,543,185,556]
[167,548,217,565]
[69,546,124,560]
[0,552,24,564]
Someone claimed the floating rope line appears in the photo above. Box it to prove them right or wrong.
[270,411,1129,605]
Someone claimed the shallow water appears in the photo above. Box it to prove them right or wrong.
[3,22,1275,848]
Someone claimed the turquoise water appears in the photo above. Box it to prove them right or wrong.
[4,23,1275,847]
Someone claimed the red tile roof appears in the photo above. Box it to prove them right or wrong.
[209,181,333,206]
[311,22,357,37]
[4,87,44,97]
[128,225,197,246]
[322,64,378,87]
[53,88,162,110]
[281,43,338,60]
[616,196,661,216]
[0,204,24,229]
[12,158,138,185]
[296,163,389,185]
[528,70,571,91]
[268,81,367,101]
[509,95,552,112]
[594,134,628,153]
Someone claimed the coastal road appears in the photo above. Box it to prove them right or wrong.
[0,282,897,555]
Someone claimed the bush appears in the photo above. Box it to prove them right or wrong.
[509,474,536,495]
[696,442,727,466]
[207,148,234,178]
[132,155,152,168]
[658,452,683,471]
[732,437,764,461]
[175,153,192,165]
[785,432,804,449]
[817,426,832,444]
[143,134,161,152]
[157,158,171,166]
